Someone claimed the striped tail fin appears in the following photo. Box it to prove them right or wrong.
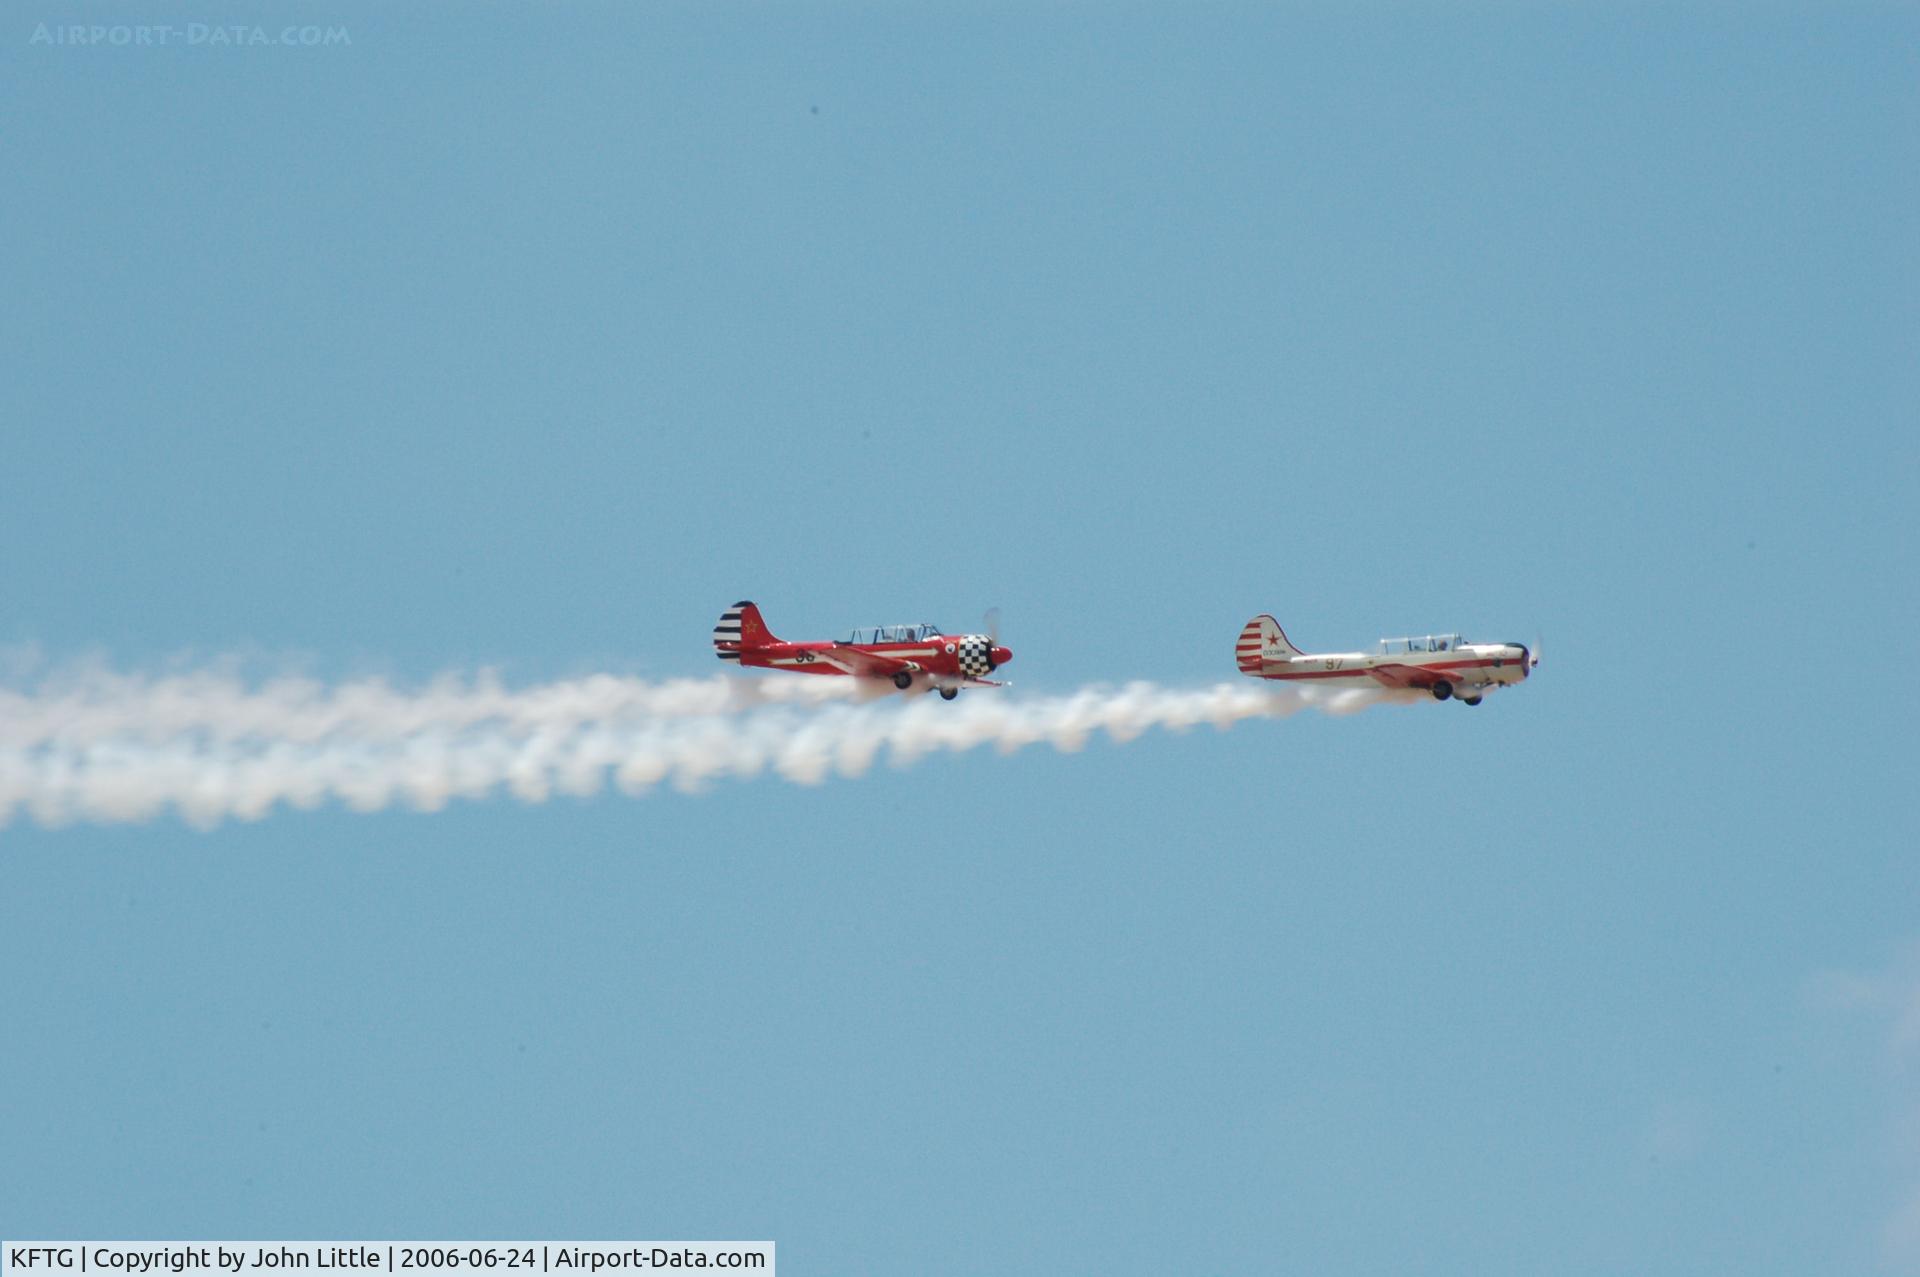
[1236,614,1302,675]
[714,601,778,661]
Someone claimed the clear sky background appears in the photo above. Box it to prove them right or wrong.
[3,2,1916,1271]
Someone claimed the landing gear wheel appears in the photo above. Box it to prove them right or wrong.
[1462,695,1483,707]
[1430,682,1454,702]
[892,670,914,690]
[939,687,958,701]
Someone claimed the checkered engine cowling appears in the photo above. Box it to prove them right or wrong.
[956,635,994,678]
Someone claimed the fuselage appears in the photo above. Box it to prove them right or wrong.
[737,638,1006,679]
[1235,615,1532,703]
[1250,641,1531,691]
[714,603,1012,693]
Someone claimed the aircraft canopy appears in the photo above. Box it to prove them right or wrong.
[1378,634,1465,655]
[842,623,944,644]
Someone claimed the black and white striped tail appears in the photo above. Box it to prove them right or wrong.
[713,601,748,661]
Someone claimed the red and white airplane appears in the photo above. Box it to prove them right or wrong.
[1235,615,1535,705]
[713,601,1013,699]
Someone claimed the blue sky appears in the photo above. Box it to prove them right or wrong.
[2,3,1916,1271]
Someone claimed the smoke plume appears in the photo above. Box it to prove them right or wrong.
[1,663,1406,829]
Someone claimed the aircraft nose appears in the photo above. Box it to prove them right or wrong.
[991,645,1013,669]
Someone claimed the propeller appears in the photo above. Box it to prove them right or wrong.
[1529,634,1543,672]
[983,608,1007,673]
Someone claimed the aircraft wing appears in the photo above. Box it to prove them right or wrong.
[1364,663,1450,690]
[823,643,913,678]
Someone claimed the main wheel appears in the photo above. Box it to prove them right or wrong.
[892,670,914,690]
[939,687,959,701]
[1462,695,1483,707]
[1430,682,1454,701]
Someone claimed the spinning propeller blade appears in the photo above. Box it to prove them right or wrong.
[982,608,1006,673]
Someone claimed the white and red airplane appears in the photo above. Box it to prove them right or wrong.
[713,601,1013,699]
[1235,615,1535,705]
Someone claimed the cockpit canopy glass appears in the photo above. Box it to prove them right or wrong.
[842,623,944,644]
[1377,634,1465,655]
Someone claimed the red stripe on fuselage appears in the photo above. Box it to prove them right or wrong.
[1254,657,1504,682]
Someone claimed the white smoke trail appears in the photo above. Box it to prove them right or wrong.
[0,664,1409,830]
[0,665,865,749]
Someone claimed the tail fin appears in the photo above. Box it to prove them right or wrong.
[1236,614,1302,674]
[714,600,779,661]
